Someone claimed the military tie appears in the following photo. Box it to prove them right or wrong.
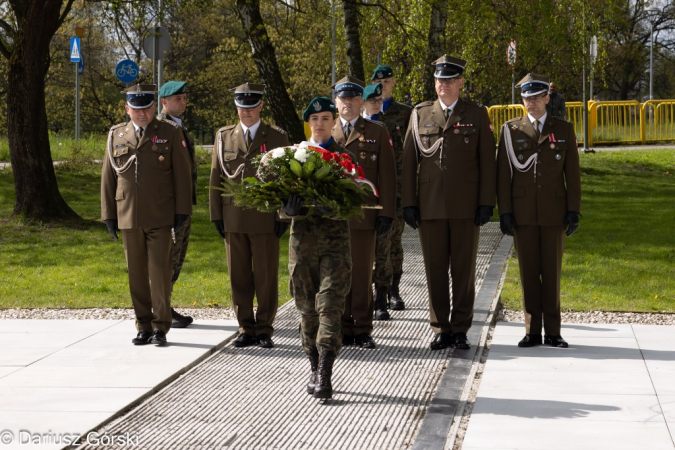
[445,108,451,120]
[345,122,352,140]
[245,129,252,150]
[533,119,540,141]
[137,127,144,143]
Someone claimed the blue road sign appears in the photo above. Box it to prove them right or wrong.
[77,53,84,76]
[116,59,139,83]
[70,37,81,62]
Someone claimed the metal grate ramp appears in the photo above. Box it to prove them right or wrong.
[77,223,503,450]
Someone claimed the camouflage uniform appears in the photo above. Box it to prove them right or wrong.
[372,100,412,288]
[288,141,354,356]
[157,111,198,286]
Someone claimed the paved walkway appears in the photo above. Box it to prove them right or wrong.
[461,321,675,450]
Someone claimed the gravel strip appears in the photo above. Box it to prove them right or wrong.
[0,307,236,320]
[498,307,675,325]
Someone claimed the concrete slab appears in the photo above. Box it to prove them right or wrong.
[495,321,635,338]
[462,418,674,450]
[661,396,675,421]
[0,387,148,412]
[0,347,63,366]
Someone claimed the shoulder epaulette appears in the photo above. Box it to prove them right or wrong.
[465,100,485,108]
[363,117,386,128]
[111,122,126,130]
[158,118,180,128]
[217,124,237,134]
[414,101,434,109]
[269,124,287,135]
[507,116,523,123]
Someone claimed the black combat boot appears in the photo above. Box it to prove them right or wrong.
[388,273,405,310]
[306,348,320,395]
[313,350,336,399]
[374,286,391,320]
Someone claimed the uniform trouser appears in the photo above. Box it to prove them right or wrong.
[171,216,192,287]
[224,232,279,337]
[513,224,565,336]
[122,227,173,334]
[342,229,376,336]
[289,232,351,356]
[372,214,405,288]
[418,218,479,335]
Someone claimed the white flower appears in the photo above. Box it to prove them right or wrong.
[294,147,309,163]
[271,148,286,159]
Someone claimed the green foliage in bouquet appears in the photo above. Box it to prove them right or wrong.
[214,144,377,220]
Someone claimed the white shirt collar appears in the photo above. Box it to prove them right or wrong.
[169,114,182,127]
[240,119,262,140]
[131,122,145,137]
[527,112,547,132]
[339,116,359,128]
[439,98,459,113]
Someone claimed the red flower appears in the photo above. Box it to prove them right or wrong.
[332,153,340,163]
[356,165,364,178]
[340,153,352,162]
[340,160,353,172]
[321,151,333,162]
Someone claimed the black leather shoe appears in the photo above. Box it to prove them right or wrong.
[342,334,354,346]
[171,308,193,328]
[518,334,543,347]
[430,333,452,350]
[388,274,405,310]
[544,335,569,348]
[257,333,274,348]
[233,333,257,347]
[354,333,376,349]
[374,286,390,321]
[451,332,471,350]
[150,330,167,346]
[132,331,153,345]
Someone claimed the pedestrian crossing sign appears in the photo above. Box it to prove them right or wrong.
[70,37,81,62]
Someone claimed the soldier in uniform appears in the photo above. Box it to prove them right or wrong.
[401,55,496,351]
[331,75,396,349]
[101,84,193,346]
[285,96,354,400]
[497,73,581,348]
[209,83,290,348]
[370,65,413,312]
[158,80,197,329]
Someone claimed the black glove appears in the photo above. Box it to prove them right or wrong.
[500,213,516,236]
[376,216,393,237]
[475,205,493,227]
[104,219,119,240]
[213,220,225,239]
[174,214,189,231]
[564,211,580,236]
[274,221,289,238]
[403,206,420,230]
[282,194,304,217]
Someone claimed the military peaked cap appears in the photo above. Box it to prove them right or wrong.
[230,82,265,108]
[122,84,156,109]
[516,73,550,98]
[432,55,466,79]
[332,75,365,98]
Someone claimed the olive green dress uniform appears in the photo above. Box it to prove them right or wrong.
[332,116,397,337]
[289,139,354,356]
[101,117,193,334]
[209,121,290,338]
[401,98,496,335]
[497,115,581,336]
[372,99,412,289]
[157,111,197,285]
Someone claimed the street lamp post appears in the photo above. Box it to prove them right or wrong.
[647,6,659,101]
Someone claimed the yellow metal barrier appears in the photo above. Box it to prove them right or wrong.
[486,105,526,140]
[485,100,675,146]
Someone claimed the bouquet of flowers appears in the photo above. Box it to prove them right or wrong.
[217,143,378,220]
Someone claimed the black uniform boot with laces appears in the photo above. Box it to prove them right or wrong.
[313,350,336,399]
[306,348,320,394]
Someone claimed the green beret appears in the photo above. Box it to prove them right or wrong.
[371,65,394,81]
[303,96,337,122]
[363,83,383,101]
[159,81,187,99]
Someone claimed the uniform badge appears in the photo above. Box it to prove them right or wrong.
[389,138,393,147]
[313,101,321,111]
[464,137,470,144]
[159,155,165,162]
[377,71,384,79]
[118,133,124,138]
[555,153,562,160]
[489,122,494,133]
[518,154,524,161]
[260,144,267,153]
[360,151,367,160]
[550,143,556,149]
[371,154,377,161]
[181,140,187,148]
[358,142,365,149]
[454,128,460,135]
[152,144,158,151]
[113,150,118,156]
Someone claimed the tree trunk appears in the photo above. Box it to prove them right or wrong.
[236,0,305,144]
[342,0,365,82]
[7,0,80,222]
[424,0,448,101]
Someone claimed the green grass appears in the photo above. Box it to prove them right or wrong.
[0,153,291,309]
[500,149,675,313]
[0,134,108,162]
